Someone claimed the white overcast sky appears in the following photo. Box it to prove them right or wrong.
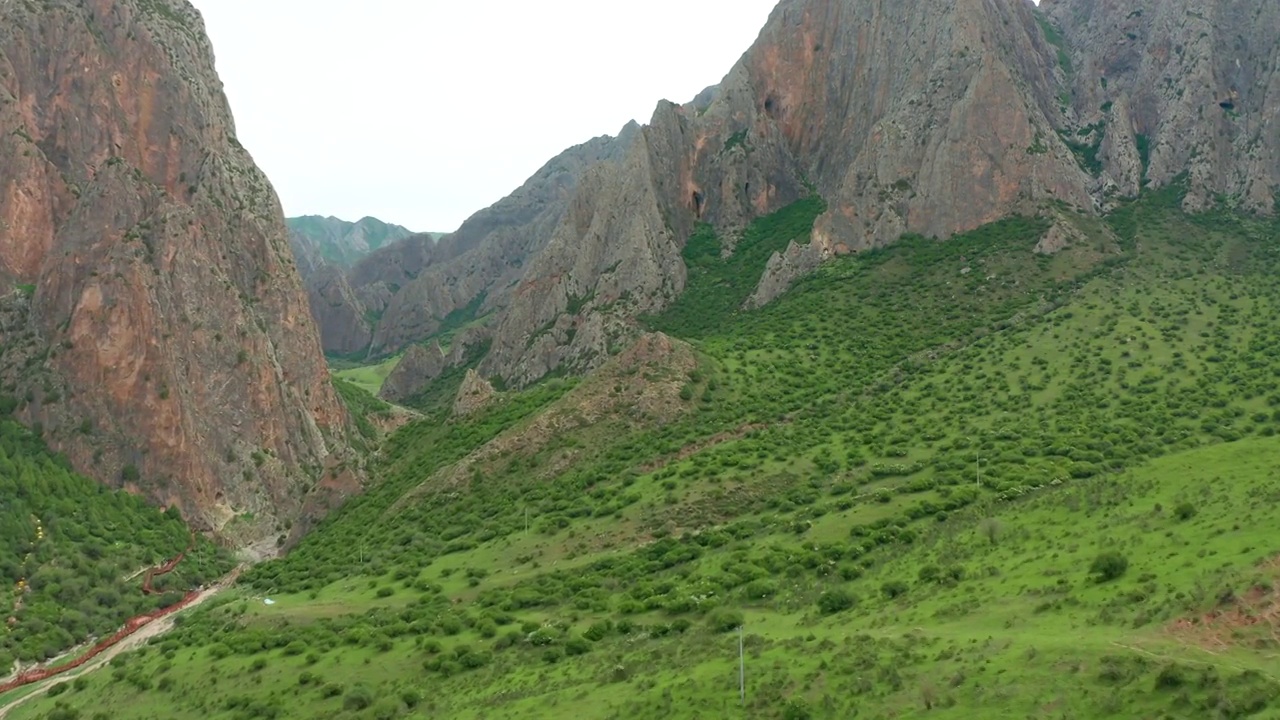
[196,1,781,232]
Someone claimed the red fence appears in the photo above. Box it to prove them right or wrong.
[0,535,199,696]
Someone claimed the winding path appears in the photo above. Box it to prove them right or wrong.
[0,570,239,718]
[0,533,243,717]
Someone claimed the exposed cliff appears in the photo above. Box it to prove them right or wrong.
[471,0,1099,387]
[1042,0,1279,213]
[0,0,353,537]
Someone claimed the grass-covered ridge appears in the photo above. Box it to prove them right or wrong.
[13,190,1280,719]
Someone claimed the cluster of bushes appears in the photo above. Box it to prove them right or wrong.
[0,414,233,667]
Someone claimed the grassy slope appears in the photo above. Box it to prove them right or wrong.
[15,191,1280,719]
[332,356,401,397]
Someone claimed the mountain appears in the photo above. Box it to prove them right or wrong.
[285,215,417,271]
[9,0,1280,717]
[302,128,638,365]
[22,187,1280,719]
[358,0,1278,400]
[286,215,420,358]
[0,0,354,538]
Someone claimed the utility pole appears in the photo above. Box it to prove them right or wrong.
[738,625,745,706]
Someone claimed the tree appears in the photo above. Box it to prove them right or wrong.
[1090,551,1129,583]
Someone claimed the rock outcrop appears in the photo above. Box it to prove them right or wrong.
[301,265,375,357]
[0,0,353,536]
[299,128,640,361]
[378,341,446,404]
[286,216,421,357]
[465,0,1100,387]
[1042,0,1280,213]
[452,370,496,417]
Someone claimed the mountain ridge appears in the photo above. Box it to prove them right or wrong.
[328,0,1277,401]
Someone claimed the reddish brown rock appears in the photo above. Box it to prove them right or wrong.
[0,0,351,537]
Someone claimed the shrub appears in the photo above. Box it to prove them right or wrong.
[1174,502,1197,521]
[400,689,422,708]
[707,609,744,633]
[1090,551,1129,583]
[918,565,942,584]
[343,684,375,711]
[742,579,776,600]
[372,699,401,720]
[782,699,812,720]
[1155,664,1186,690]
[583,620,613,642]
[816,588,855,615]
[881,580,910,599]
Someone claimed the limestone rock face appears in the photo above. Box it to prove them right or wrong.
[470,0,1097,386]
[378,341,446,404]
[0,0,352,535]
[452,369,496,418]
[1043,0,1280,213]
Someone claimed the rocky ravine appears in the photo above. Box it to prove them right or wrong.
[0,0,356,538]
[334,0,1277,400]
[288,216,419,357]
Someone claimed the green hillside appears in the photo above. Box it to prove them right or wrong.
[12,188,1280,719]
[286,216,419,268]
[0,409,234,674]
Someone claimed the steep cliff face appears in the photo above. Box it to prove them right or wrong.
[1042,0,1280,213]
[301,129,637,368]
[0,0,352,537]
[366,128,640,356]
[287,216,420,357]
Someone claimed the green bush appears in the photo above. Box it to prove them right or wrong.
[881,580,910,599]
[816,588,855,615]
[1090,551,1129,583]
[343,685,374,711]
[707,609,744,633]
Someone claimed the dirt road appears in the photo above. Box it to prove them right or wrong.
[0,568,241,719]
